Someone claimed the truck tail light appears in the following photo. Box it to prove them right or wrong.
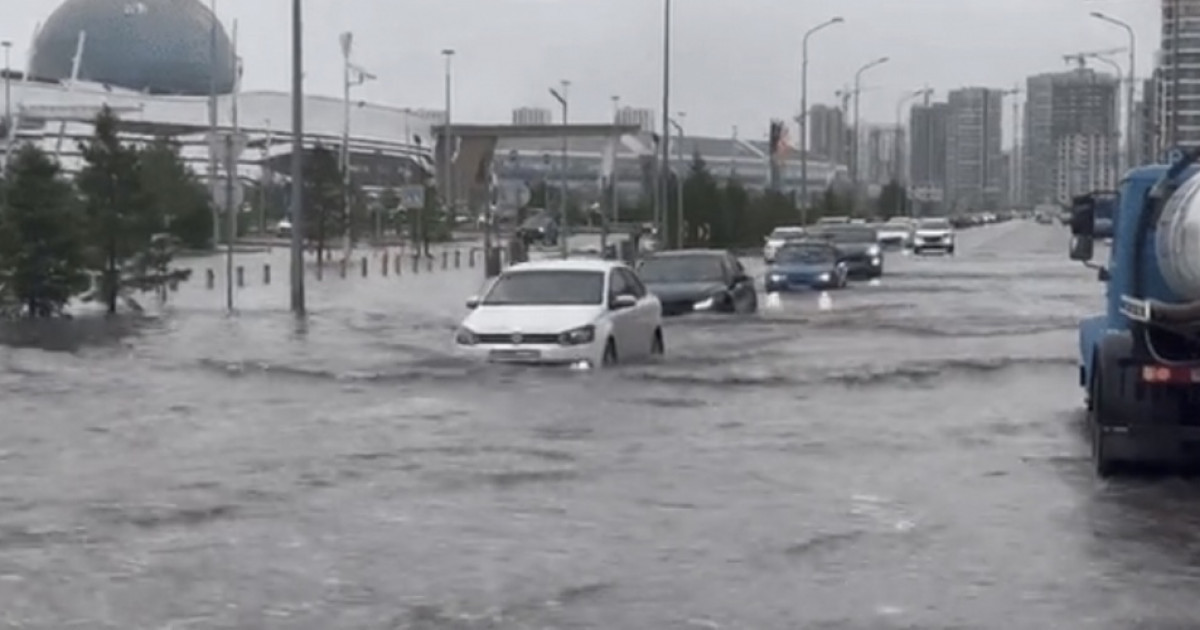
[1139,365,1200,384]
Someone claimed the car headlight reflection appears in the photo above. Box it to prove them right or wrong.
[867,245,881,256]
[694,297,715,310]
[558,324,596,346]
[769,273,785,282]
[817,273,830,282]
[455,327,478,345]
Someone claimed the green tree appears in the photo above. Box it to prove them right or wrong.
[721,177,750,247]
[875,179,907,219]
[301,143,344,262]
[140,137,214,250]
[76,106,155,314]
[681,152,722,247]
[0,144,89,317]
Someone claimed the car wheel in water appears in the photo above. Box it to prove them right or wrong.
[740,292,758,314]
[651,329,665,356]
[602,338,618,366]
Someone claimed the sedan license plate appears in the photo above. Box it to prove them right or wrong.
[489,349,541,361]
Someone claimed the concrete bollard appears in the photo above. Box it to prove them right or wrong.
[263,264,271,285]
[339,258,347,279]
[394,253,402,274]
[455,249,461,268]
[442,250,448,269]
[361,257,368,277]
[426,254,434,272]
[469,249,476,268]
[381,253,388,277]
[236,266,244,287]
[206,268,215,289]
[412,254,420,273]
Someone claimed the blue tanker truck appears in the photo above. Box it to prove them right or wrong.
[1070,149,1200,476]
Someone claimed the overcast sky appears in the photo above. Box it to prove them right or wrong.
[6,0,1160,143]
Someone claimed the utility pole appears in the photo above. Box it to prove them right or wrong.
[549,81,570,258]
[659,0,672,246]
[208,0,220,250]
[611,95,620,224]
[1,40,11,178]
[440,49,454,258]
[225,21,240,312]
[289,0,305,314]
[669,113,685,248]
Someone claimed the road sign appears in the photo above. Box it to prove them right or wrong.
[209,131,250,171]
[398,184,425,208]
[1167,147,1187,165]
[211,177,245,210]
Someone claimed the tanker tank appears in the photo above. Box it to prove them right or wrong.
[1155,172,1200,302]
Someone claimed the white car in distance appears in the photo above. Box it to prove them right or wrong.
[454,259,664,367]
[763,226,807,263]
[912,217,955,255]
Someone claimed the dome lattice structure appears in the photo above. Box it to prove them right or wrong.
[30,0,236,96]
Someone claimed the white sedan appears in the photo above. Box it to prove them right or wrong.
[453,259,664,367]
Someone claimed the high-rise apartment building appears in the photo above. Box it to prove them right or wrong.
[1057,134,1116,202]
[866,125,904,185]
[909,102,949,206]
[1135,75,1160,165]
[945,87,1004,211]
[1158,0,1200,149]
[615,107,655,132]
[808,104,848,165]
[1024,69,1119,205]
[512,107,552,125]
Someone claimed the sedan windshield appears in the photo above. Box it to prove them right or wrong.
[776,244,835,264]
[919,219,951,230]
[815,227,877,244]
[482,270,604,305]
[639,256,725,283]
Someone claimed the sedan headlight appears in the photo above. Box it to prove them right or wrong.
[558,324,595,346]
[769,273,785,281]
[867,244,881,256]
[694,296,715,310]
[817,272,830,282]
[455,327,478,345]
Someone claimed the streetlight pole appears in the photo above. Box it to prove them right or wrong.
[659,0,672,247]
[799,16,844,223]
[440,49,454,258]
[338,32,375,258]
[550,81,570,258]
[669,114,685,248]
[289,0,305,314]
[1,40,11,176]
[852,56,889,214]
[1092,11,1137,172]
[894,88,930,218]
[611,95,620,224]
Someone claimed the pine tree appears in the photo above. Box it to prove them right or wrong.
[0,145,89,317]
[140,137,214,250]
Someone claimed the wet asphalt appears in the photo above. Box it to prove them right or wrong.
[3,220,1200,629]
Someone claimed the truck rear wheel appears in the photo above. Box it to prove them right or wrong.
[1090,364,1119,477]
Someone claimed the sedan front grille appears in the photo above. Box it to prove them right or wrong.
[477,333,561,344]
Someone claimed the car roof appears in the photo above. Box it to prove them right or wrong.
[645,248,728,258]
[505,259,623,273]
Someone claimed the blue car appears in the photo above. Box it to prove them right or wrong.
[764,241,848,292]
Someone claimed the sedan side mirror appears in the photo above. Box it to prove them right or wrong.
[465,296,480,309]
[610,294,638,310]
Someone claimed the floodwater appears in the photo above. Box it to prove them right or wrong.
[3,221,1200,629]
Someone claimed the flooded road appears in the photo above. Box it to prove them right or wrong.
[3,220,1200,628]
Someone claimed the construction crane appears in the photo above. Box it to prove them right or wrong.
[1063,47,1128,70]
